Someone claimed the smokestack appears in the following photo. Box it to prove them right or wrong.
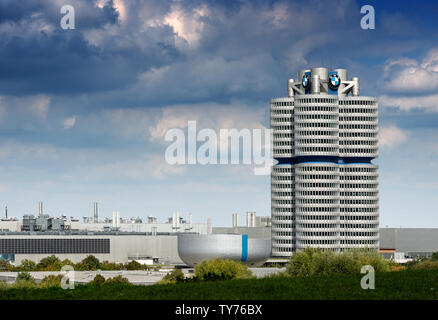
[93,202,98,223]
[5,206,7,219]
[232,213,238,227]
[38,202,43,217]
[112,211,120,228]
[251,212,256,228]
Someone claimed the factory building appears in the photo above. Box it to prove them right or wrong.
[0,204,210,266]
[0,231,185,265]
[271,67,379,257]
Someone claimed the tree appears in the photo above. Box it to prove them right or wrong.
[37,255,62,271]
[431,252,438,261]
[0,260,11,272]
[125,260,142,270]
[78,255,101,270]
[18,259,37,272]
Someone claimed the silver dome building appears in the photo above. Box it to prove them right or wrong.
[271,67,379,257]
[177,234,271,267]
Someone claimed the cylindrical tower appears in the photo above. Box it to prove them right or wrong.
[293,94,339,157]
[270,97,294,158]
[338,96,379,250]
[271,164,294,256]
[270,67,379,257]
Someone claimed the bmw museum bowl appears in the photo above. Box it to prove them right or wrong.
[177,234,271,267]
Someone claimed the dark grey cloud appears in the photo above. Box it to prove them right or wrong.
[0,0,180,95]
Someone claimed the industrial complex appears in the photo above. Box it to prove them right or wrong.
[0,202,437,267]
[0,69,436,269]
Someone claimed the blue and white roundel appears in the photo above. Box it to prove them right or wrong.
[302,74,310,88]
[328,74,341,90]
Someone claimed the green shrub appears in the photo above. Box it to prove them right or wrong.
[89,274,106,285]
[411,260,438,270]
[38,275,63,288]
[194,258,253,281]
[125,260,143,270]
[104,275,131,285]
[13,272,36,288]
[286,248,389,277]
[16,271,34,282]
[158,269,185,284]
[431,252,438,261]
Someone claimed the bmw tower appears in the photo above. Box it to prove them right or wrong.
[270,67,379,257]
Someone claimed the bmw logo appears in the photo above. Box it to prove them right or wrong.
[328,74,341,90]
[302,74,310,89]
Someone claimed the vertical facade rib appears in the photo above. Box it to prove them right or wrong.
[271,68,379,257]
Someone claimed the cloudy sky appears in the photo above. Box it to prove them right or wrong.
[0,0,437,227]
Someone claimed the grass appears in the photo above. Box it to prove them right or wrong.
[0,269,437,300]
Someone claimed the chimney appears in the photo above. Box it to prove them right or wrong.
[38,202,43,217]
[232,213,238,227]
[5,206,7,219]
[112,211,120,228]
[93,202,98,223]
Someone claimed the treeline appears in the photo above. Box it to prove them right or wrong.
[405,252,438,270]
[280,248,438,277]
[0,272,132,290]
[0,255,160,272]
[158,258,254,284]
